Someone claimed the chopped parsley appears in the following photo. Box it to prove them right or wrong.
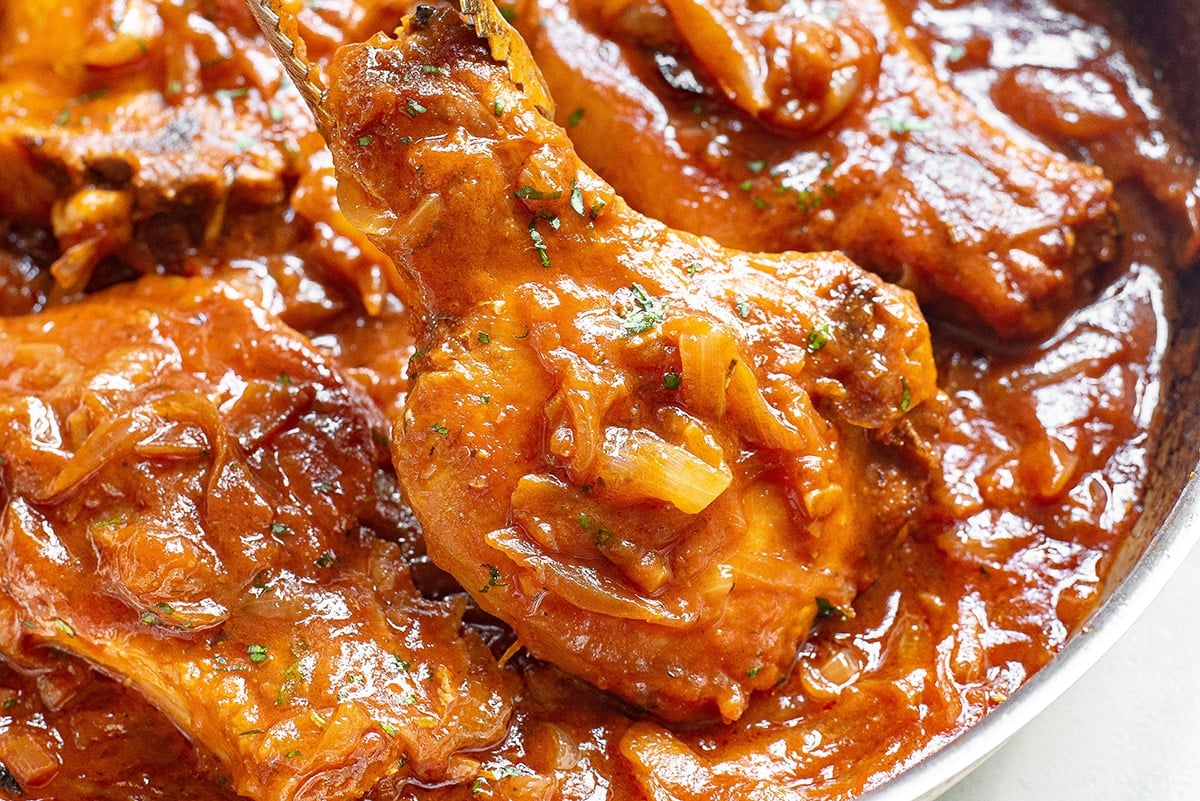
[662,371,682,390]
[357,135,373,147]
[577,513,613,548]
[570,181,585,216]
[815,597,844,620]
[747,665,762,678]
[314,552,337,569]
[431,423,450,436]
[879,115,934,134]
[479,564,506,593]
[477,331,491,344]
[566,107,585,127]
[514,185,562,201]
[405,98,427,117]
[493,99,506,116]
[686,262,702,277]
[900,375,912,411]
[807,322,833,352]
[285,749,304,758]
[736,299,752,319]
[52,618,76,638]
[246,644,270,663]
[421,64,444,74]
[620,283,668,335]
[528,218,552,267]
[270,522,290,535]
[747,160,767,174]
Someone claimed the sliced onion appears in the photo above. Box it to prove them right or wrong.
[596,427,732,515]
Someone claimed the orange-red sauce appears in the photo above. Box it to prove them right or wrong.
[0,0,1195,799]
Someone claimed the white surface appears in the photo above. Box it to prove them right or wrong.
[941,538,1200,800]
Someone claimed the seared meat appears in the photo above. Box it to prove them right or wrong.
[0,276,510,801]
[512,0,1119,337]
[319,3,941,722]
[0,0,405,308]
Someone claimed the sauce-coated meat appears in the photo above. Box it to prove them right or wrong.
[0,276,509,800]
[511,0,1119,338]
[322,3,940,722]
[0,0,1195,798]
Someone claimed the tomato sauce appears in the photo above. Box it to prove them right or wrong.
[0,0,1196,799]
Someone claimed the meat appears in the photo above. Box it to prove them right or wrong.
[510,0,1119,338]
[0,276,511,801]
[0,0,406,310]
[319,3,941,721]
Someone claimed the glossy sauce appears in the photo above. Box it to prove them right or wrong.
[0,0,1195,799]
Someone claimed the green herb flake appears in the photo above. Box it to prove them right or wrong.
[566,107,585,127]
[480,394,491,405]
[270,522,290,535]
[879,115,934,134]
[747,160,767,174]
[662,371,682,390]
[736,299,752,319]
[528,218,551,268]
[357,135,374,147]
[515,185,562,201]
[2,698,17,710]
[215,87,249,100]
[405,98,427,117]
[278,373,293,387]
[947,44,966,63]
[316,481,335,492]
[752,196,769,210]
[314,552,337,569]
[621,283,668,335]
[168,80,183,95]
[477,331,491,344]
[807,322,832,352]
[739,179,754,192]
[899,375,912,412]
[431,423,449,436]
[815,597,843,620]
[480,564,506,594]
[285,749,303,759]
[493,98,506,116]
[570,181,585,216]
[52,618,76,638]
[500,6,517,21]
[577,513,613,548]
[379,721,398,737]
[269,105,285,123]
[421,65,444,74]
[240,728,265,737]
[235,134,257,152]
[747,665,762,678]
[247,644,270,663]
[685,262,701,277]
[399,136,413,145]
